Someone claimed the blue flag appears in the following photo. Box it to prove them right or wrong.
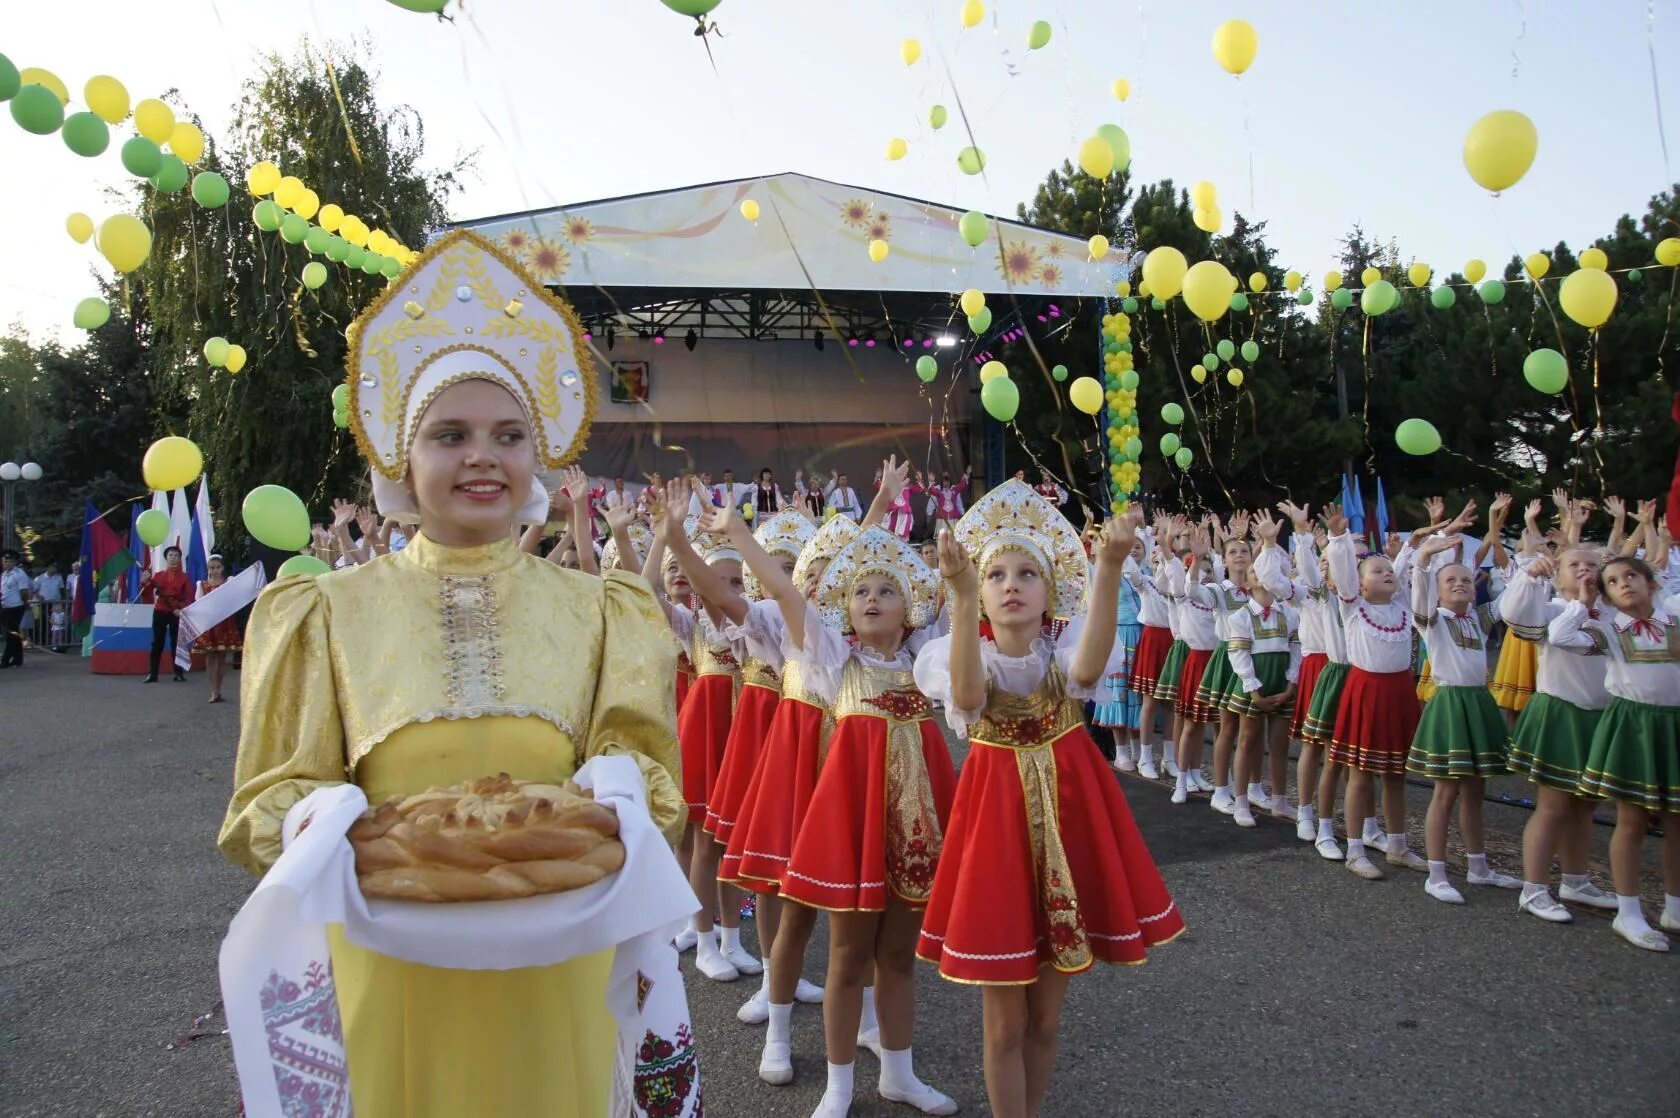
[1349,475,1367,539]
[126,503,146,599]
[1374,478,1390,541]
[185,510,210,585]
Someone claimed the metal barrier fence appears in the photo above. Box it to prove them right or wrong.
[11,599,78,655]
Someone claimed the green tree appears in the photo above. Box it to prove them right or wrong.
[1016,162,1132,241]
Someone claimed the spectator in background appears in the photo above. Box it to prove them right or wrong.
[824,468,863,520]
[0,552,32,668]
[33,562,65,609]
[140,545,195,684]
[712,469,751,512]
[793,468,824,517]
[753,468,784,519]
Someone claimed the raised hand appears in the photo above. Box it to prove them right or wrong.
[1227,509,1252,540]
[1276,499,1310,532]
[1604,495,1626,521]
[1385,532,1405,559]
[936,527,977,598]
[1445,499,1478,536]
[1323,501,1348,537]
[700,497,744,539]
[604,503,634,532]
[561,465,590,503]
[1424,495,1445,522]
[331,498,358,530]
[355,507,378,539]
[878,454,910,502]
[1489,492,1513,526]
[1096,516,1138,568]
[1633,498,1657,524]
[1524,498,1543,527]
[1253,509,1282,545]
[1526,553,1557,581]
[1550,487,1571,517]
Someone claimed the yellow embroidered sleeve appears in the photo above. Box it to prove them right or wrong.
[589,570,683,844]
[217,578,349,875]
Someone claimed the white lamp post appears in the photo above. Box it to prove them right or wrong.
[0,461,41,552]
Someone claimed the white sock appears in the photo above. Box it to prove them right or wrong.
[1175,770,1189,795]
[1317,817,1335,843]
[1140,743,1155,765]
[860,985,878,1032]
[1616,894,1648,925]
[1299,805,1316,826]
[696,926,719,953]
[1521,882,1550,902]
[1561,872,1591,891]
[1234,793,1250,812]
[879,1045,932,1094]
[719,925,742,954]
[1216,783,1233,797]
[1347,838,1366,862]
[1364,816,1382,840]
[1385,832,1407,854]
[1467,852,1490,877]
[1427,860,1450,887]
[823,1060,855,1105]
[767,1001,793,1045]
[756,971,771,998]
[1665,894,1680,923]
[1246,782,1267,803]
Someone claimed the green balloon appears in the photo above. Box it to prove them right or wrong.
[1297,290,1312,305]
[1150,297,1164,310]
[1240,339,1259,363]
[1119,369,1138,389]
[304,226,332,255]
[191,171,230,208]
[915,355,937,382]
[302,261,328,290]
[120,136,163,177]
[1479,279,1506,305]
[1174,446,1194,469]
[968,307,993,334]
[1051,363,1069,382]
[1104,340,1121,355]
[331,407,350,430]
[1430,285,1457,309]
[325,235,350,262]
[659,0,722,15]
[956,146,986,176]
[1216,339,1235,361]
[1117,341,1131,353]
[1202,353,1219,372]
[60,111,109,157]
[203,336,229,366]
[1160,402,1184,425]
[959,210,988,248]
[929,104,948,130]
[1361,279,1398,315]
[243,484,312,551]
[1159,433,1181,457]
[9,84,63,134]
[380,256,403,279]
[1523,347,1569,394]
[1628,268,1643,283]
[72,297,110,330]
[981,375,1019,422]
[252,200,284,232]
[361,253,384,275]
[344,245,368,269]
[277,554,332,579]
[1331,288,1353,310]
[1230,292,1249,313]
[331,383,350,409]
[0,53,19,101]
[279,214,309,244]
[1095,124,1131,173]
[1027,20,1052,49]
[149,154,188,193]
[136,508,170,548]
[1394,417,1442,456]
[1123,436,1143,458]
[1121,297,1138,313]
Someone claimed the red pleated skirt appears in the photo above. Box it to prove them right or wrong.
[917,726,1185,984]
[679,673,735,824]
[1290,652,1329,741]
[1328,667,1421,774]
[1128,625,1175,696]
[675,670,692,715]
[721,698,829,894]
[705,683,780,843]
[1173,648,1220,723]
[780,716,957,913]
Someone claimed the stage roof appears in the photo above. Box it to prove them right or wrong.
[445,172,1130,299]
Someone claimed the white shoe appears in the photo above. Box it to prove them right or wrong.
[879,1081,959,1116]
[1269,797,1297,821]
[1139,758,1161,780]
[1386,847,1428,872]
[720,943,764,976]
[1467,868,1520,890]
[856,1026,884,1061]
[1112,754,1136,773]
[812,1090,853,1117]
[1209,789,1236,815]
[1661,910,1680,934]
[1233,804,1257,828]
[1425,879,1465,905]
[1612,915,1671,953]
[1559,880,1618,910]
[759,1039,794,1085]
[1191,771,1215,793]
[795,978,826,1003]
[1295,817,1316,843]
[737,986,770,1024]
[1347,855,1386,881]
[1518,890,1573,923]
[695,946,739,982]
[1165,759,1183,779]
[1170,785,1189,805]
[1315,837,1345,862]
[673,927,699,952]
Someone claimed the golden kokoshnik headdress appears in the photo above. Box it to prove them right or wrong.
[600,520,654,572]
[682,515,741,567]
[792,513,859,588]
[742,508,818,600]
[345,229,597,522]
[952,478,1088,618]
[814,525,939,633]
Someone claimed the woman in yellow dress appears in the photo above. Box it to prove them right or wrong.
[217,231,686,1118]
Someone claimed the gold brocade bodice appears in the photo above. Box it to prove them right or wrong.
[968,669,1085,750]
[694,626,742,678]
[743,655,782,692]
[832,658,934,723]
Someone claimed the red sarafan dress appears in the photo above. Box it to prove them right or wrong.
[779,621,957,912]
[914,624,1185,984]
[195,580,244,652]
[668,600,696,714]
[678,608,741,826]
[706,600,786,845]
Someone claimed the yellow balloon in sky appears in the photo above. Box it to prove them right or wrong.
[1408,262,1431,288]
[83,75,130,123]
[1524,252,1550,279]
[1089,235,1110,261]
[1069,376,1103,415]
[1284,269,1302,292]
[1361,266,1381,286]
[66,212,95,244]
[980,360,1008,383]
[133,98,176,144]
[1324,270,1343,292]
[901,38,921,64]
[1464,258,1487,283]
[293,189,320,220]
[1655,238,1680,267]
[273,176,305,209]
[1191,180,1217,211]
[868,239,890,263]
[1192,206,1221,234]
[1211,19,1259,75]
[1182,260,1237,322]
[247,161,281,196]
[318,202,344,232]
[886,137,909,161]
[1141,246,1187,300]
[1578,247,1608,271]
[740,199,759,221]
[1462,109,1538,193]
[1248,271,1267,292]
[18,68,69,105]
[1112,78,1131,101]
[342,218,369,247]
[961,0,985,29]
[960,288,986,316]
[168,121,205,164]
[1077,136,1114,179]
[1558,267,1617,328]
[95,214,152,273]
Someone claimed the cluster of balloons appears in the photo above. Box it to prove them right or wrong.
[331,383,352,429]
[202,336,250,375]
[1076,124,1131,179]
[1191,180,1221,234]
[1099,310,1143,509]
[961,288,992,334]
[246,161,418,282]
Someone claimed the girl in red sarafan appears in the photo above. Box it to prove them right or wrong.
[913,480,1184,1118]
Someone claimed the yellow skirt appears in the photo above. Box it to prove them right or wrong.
[1489,635,1537,713]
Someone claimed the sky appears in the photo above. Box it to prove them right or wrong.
[4,0,1677,343]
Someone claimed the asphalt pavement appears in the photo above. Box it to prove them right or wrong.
[1,653,1675,1118]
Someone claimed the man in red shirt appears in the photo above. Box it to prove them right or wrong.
[140,545,195,683]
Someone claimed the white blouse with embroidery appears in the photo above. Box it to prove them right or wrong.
[783,601,918,708]
[1549,602,1680,707]
[914,616,1094,738]
[1225,599,1302,695]
[1327,531,1412,674]
[724,598,790,673]
[1410,560,1496,688]
[1498,566,1610,710]
[1160,559,1218,651]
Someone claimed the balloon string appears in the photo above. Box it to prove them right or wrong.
[1650,0,1674,191]
[1239,77,1256,215]
[1361,314,1376,476]
[1589,329,1608,498]
[1509,0,1527,79]
[1161,303,1234,507]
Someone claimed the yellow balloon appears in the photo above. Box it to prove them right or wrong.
[317,202,344,232]
[225,344,247,375]
[1407,262,1431,288]
[886,137,909,161]
[1463,109,1538,193]
[95,214,152,273]
[868,239,890,263]
[293,189,320,220]
[368,230,390,254]
[273,176,305,209]
[960,288,986,316]
[1141,246,1187,300]
[1324,270,1343,292]
[1464,258,1487,283]
[1112,78,1130,101]
[901,38,922,64]
[342,219,369,247]
[1089,235,1110,261]
[1523,252,1549,280]
[1360,266,1381,286]
[1193,206,1221,233]
[1191,181,1217,211]
[1191,366,1207,384]
[1182,260,1237,322]
[1227,368,1245,388]
[133,98,176,144]
[83,75,130,123]
[1069,376,1103,415]
[1578,247,1608,271]
[961,0,985,29]
[1136,280,1151,298]
[142,436,204,491]
[1284,269,1302,292]
[1248,271,1267,292]
[1558,268,1617,329]
[168,121,205,164]
[980,360,1008,383]
[66,212,94,244]
[18,68,69,105]
[1115,280,1132,298]
[1077,136,1114,178]
[1657,238,1680,267]
[740,199,759,221]
[1211,19,1259,75]
[247,161,281,196]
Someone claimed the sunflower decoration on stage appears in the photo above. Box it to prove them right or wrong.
[951,479,1088,621]
[814,525,940,634]
[996,241,1044,285]
[523,236,572,283]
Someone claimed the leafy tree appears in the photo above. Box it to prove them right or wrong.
[1016,162,1132,241]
